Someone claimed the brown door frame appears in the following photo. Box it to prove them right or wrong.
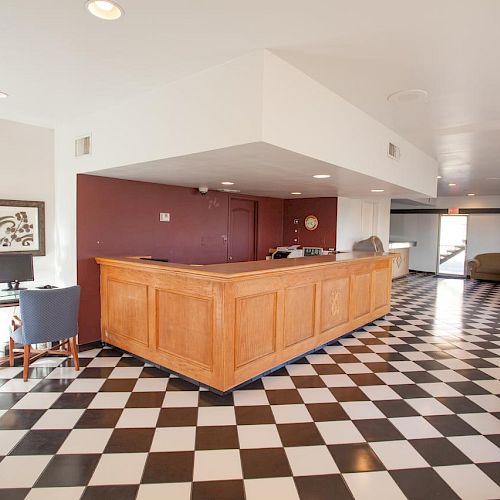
[227,195,258,262]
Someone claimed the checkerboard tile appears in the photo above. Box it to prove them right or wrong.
[0,274,499,499]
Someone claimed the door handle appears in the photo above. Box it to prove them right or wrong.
[229,256,233,260]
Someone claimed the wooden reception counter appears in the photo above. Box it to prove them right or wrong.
[96,253,393,392]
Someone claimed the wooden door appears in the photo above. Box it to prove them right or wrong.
[228,198,257,262]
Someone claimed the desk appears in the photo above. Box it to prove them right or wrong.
[0,291,20,308]
[96,253,394,392]
[0,292,19,365]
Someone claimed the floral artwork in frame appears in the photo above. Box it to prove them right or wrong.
[0,200,45,256]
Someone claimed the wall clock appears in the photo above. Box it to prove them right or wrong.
[304,214,319,231]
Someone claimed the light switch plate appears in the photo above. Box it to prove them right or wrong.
[159,212,170,222]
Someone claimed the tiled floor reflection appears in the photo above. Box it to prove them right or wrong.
[0,274,499,499]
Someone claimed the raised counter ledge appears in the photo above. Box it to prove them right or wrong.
[95,252,394,278]
[96,252,394,392]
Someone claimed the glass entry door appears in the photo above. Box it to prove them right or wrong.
[438,215,468,276]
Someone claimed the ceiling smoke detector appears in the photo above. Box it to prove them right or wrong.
[387,89,429,103]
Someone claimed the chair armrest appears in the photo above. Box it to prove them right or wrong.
[11,315,22,331]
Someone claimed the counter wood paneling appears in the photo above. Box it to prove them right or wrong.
[96,253,394,392]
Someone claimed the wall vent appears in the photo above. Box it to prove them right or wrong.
[75,135,91,157]
[388,142,400,161]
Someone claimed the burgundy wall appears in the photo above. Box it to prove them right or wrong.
[76,175,284,344]
[283,197,338,248]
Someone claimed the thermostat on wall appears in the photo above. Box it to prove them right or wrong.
[159,213,170,222]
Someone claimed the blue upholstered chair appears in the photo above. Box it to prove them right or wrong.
[9,286,81,381]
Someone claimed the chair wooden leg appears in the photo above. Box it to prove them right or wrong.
[9,337,15,367]
[70,336,80,371]
[23,345,31,382]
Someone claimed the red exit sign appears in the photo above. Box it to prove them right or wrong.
[448,207,460,215]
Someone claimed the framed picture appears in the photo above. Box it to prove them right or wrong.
[0,200,45,256]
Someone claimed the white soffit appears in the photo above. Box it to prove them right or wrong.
[60,51,437,199]
[88,142,426,200]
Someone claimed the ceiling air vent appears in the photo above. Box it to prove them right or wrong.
[388,142,400,161]
[75,135,91,157]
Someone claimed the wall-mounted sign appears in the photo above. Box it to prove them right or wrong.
[304,214,319,231]
[448,207,460,215]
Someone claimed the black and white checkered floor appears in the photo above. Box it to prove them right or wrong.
[0,274,499,499]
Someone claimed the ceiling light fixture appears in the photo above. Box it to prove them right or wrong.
[0,91,8,99]
[467,193,475,196]
[436,175,442,179]
[291,192,302,195]
[86,0,123,20]
[371,189,385,193]
[221,181,234,186]
[387,88,429,103]
[448,183,456,187]
[313,174,331,179]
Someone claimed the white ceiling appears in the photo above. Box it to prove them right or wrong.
[1,0,499,196]
[90,142,424,200]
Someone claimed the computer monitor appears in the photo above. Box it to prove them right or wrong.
[0,253,34,291]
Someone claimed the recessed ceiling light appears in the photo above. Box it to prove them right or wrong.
[436,175,442,179]
[467,193,475,196]
[387,88,429,103]
[448,183,456,187]
[371,189,385,193]
[221,181,234,186]
[291,192,302,195]
[86,0,123,20]
[0,91,8,99]
[313,174,331,179]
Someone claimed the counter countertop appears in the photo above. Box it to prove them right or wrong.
[96,252,394,279]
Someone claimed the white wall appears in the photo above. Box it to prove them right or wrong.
[390,213,439,272]
[0,119,54,339]
[336,197,391,251]
[0,119,55,285]
[466,215,500,260]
